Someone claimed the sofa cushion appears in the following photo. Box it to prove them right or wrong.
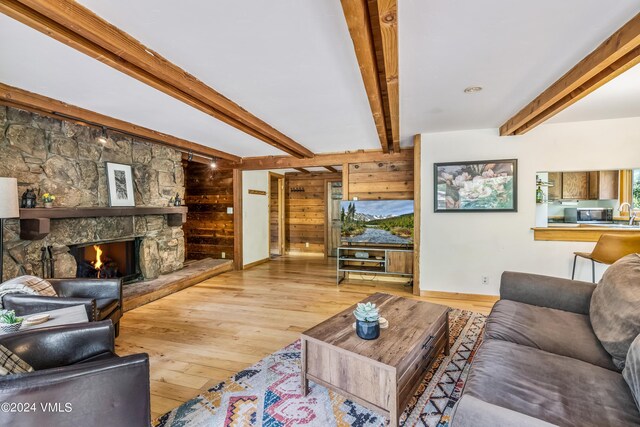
[486,299,617,371]
[623,334,640,410]
[463,340,640,426]
[590,253,640,369]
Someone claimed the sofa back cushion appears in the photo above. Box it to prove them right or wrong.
[623,334,640,410]
[590,253,640,370]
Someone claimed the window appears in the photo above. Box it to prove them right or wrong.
[634,169,640,209]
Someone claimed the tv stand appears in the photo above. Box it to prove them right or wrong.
[337,246,413,284]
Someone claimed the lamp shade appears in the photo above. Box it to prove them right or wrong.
[0,177,19,219]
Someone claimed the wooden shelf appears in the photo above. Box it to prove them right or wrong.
[19,206,187,240]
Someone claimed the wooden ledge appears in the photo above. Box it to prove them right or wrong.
[19,207,187,240]
[532,226,640,242]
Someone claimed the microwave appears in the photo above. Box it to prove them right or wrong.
[576,207,613,224]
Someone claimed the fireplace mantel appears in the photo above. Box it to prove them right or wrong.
[19,207,188,240]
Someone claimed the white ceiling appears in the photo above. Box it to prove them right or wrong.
[549,63,640,124]
[400,0,640,140]
[1,1,639,156]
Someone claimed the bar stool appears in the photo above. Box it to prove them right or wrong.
[572,233,640,283]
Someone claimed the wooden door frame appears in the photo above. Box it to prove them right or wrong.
[324,178,342,258]
[269,172,285,256]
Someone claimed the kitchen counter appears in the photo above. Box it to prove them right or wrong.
[532,224,640,242]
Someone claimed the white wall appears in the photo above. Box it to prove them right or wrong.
[421,117,640,295]
[242,170,271,266]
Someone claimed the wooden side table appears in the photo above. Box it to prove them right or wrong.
[18,305,89,331]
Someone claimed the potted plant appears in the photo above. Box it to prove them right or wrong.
[0,310,23,334]
[42,193,56,208]
[354,302,380,340]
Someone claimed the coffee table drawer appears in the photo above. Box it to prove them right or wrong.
[397,331,447,409]
[397,316,447,396]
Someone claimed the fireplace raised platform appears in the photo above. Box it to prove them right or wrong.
[123,258,233,311]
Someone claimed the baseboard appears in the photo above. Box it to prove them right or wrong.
[243,257,270,269]
[420,290,499,303]
[284,251,325,257]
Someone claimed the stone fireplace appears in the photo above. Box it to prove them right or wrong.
[70,238,142,284]
[0,106,186,282]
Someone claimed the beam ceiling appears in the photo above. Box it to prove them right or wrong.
[0,0,314,158]
[340,0,399,153]
[500,12,640,136]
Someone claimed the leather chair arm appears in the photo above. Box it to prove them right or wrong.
[2,294,96,321]
[0,354,150,427]
[49,278,122,301]
[500,271,596,315]
[0,321,114,371]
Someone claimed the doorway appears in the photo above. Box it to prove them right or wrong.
[325,180,343,257]
[269,172,285,256]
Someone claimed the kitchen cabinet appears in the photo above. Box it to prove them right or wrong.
[562,172,589,200]
[547,172,562,201]
[589,170,618,200]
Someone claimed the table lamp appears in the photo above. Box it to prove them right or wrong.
[0,178,19,282]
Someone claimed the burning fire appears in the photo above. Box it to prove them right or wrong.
[93,245,103,271]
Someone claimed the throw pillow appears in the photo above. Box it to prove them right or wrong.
[0,275,57,307]
[590,253,640,370]
[0,344,34,375]
[623,334,640,410]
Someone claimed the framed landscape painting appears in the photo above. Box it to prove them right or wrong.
[106,162,135,207]
[434,159,517,212]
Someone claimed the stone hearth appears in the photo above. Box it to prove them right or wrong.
[1,106,185,281]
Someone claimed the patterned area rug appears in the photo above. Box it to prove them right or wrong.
[154,310,486,427]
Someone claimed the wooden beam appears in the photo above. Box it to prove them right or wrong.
[231,149,413,170]
[340,0,390,153]
[0,82,241,162]
[324,166,338,173]
[342,163,350,201]
[294,167,311,174]
[500,12,640,136]
[233,169,243,270]
[1,0,314,158]
[371,0,400,152]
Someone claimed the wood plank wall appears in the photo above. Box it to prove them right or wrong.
[347,159,414,200]
[285,172,341,254]
[184,163,234,260]
[269,177,279,253]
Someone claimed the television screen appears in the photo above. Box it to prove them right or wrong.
[341,200,414,245]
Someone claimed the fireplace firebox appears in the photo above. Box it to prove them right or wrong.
[69,238,142,284]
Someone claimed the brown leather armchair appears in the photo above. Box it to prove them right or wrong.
[0,321,150,427]
[2,278,123,336]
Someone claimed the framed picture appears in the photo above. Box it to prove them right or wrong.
[434,159,517,212]
[106,162,135,207]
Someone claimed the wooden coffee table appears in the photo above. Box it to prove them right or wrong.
[301,293,450,427]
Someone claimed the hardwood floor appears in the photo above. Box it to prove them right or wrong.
[115,255,495,418]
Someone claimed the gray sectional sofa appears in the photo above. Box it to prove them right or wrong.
[451,269,640,426]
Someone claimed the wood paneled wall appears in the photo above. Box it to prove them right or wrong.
[345,159,413,200]
[184,164,234,260]
[285,172,340,254]
[270,176,279,253]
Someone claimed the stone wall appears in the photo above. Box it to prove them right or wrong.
[0,106,186,281]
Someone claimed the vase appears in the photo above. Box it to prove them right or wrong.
[44,202,53,208]
[356,320,380,340]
